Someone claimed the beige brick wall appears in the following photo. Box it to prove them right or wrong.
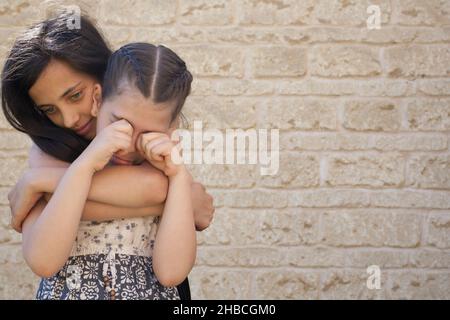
[1,0,449,299]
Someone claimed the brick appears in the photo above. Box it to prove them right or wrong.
[99,0,176,25]
[281,133,371,151]
[0,131,32,150]
[407,154,450,189]
[259,98,337,131]
[196,247,283,267]
[392,0,450,26]
[176,46,244,77]
[189,267,252,299]
[410,248,450,268]
[0,262,40,299]
[369,190,450,209]
[0,157,28,186]
[197,209,320,246]
[188,164,257,188]
[346,249,410,268]
[0,244,23,264]
[288,189,370,208]
[192,79,274,96]
[179,0,232,25]
[100,27,133,48]
[426,214,450,249]
[0,0,41,26]
[254,270,319,299]
[384,45,450,77]
[387,271,450,299]
[251,47,307,77]
[406,99,450,131]
[373,134,448,151]
[258,152,320,188]
[211,189,288,208]
[184,97,256,129]
[343,100,401,132]
[286,246,346,268]
[310,45,381,77]
[325,152,405,187]
[418,80,450,96]
[321,210,422,247]
[320,270,387,299]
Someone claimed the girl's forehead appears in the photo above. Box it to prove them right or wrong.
[103,91,175,132]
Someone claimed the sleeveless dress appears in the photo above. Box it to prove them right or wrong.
[35,216,180,300]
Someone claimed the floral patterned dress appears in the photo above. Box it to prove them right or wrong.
[36,216,180,300]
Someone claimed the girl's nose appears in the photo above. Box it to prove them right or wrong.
[63,111,81,129]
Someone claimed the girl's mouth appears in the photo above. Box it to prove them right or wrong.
[75,119,93,136]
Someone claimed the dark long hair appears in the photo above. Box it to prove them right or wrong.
[1,12,112,162]
[102,43,192,123]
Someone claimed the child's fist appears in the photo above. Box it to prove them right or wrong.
[136,132,183,177]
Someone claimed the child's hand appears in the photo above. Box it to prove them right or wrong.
[80,119,133,172]
[136,132,183,177]
[8,169,44,233]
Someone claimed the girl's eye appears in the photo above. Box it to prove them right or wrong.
[42,106,56,115]
[70,91,82,101]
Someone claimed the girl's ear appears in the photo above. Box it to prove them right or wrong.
[91,83,102,117]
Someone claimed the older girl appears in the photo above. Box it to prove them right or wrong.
[2,13,211,300]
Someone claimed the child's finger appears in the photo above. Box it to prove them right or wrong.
[116,137,132,151]
[144,137,169,158]
[112,119,133,135]
[139,132,171,148]
[151,141,175,158]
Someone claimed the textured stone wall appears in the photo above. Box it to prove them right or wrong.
[0,0,449,299]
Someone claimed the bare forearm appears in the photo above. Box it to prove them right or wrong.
[153,169,196,287]
[43,193,163,221]
[81,201,164,221]
[35,163,168,208]
[22,159,94,277]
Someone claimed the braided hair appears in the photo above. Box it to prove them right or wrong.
[102,43,192,123]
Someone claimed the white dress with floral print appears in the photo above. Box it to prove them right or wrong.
[36,216,180,300]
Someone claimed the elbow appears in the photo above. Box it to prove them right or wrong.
[23,247,61,278]
[26,258,60,278]
[153,259,191,287]
[154,269,186,288]
[34,267,59,279]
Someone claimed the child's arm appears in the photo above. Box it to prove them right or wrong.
[29,143,168,208]
[137,132,196,287]
[42,193,164,221]
[21,120,133,277]
[22,156,97,277]
[8,144,168,232]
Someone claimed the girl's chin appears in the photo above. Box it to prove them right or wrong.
[82,131,95,140]
[82,125,97,140]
